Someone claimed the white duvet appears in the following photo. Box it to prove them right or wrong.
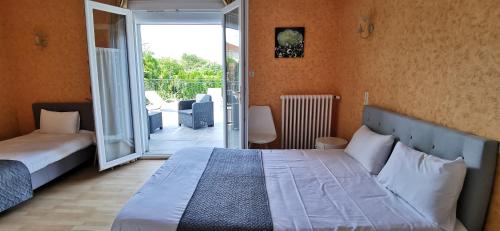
[112,148,464,231]
[0,130,95,173]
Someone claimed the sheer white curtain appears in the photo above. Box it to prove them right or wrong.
[96,48,134,148]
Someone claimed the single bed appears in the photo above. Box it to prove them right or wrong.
[0,103,96,189]
[112,106,498,231]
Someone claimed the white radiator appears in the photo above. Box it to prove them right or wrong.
[280,95,339,149]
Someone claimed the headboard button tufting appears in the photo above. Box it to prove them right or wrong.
[362,105,498,231]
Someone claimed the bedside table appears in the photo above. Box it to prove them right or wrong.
[315,137,348,150]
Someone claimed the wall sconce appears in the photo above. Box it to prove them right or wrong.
[117,0,128,8]
[222,0,235,5]
[34,31,48,48]
[357,16,374,39]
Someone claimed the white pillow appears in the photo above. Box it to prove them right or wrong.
[377,142,467,231]
[39,109,80,134]
[344,125,394,174]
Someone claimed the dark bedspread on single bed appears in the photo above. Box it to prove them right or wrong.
[177,148,273,231]
[0,160,33,212]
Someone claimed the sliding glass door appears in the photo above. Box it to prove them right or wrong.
[85,0,142,170]
[222,0,247,149]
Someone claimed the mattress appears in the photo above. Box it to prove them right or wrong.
[113,147,471,231]
[0,130,95,173]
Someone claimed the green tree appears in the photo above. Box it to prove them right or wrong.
[143,50,161,79]
[143,51,223,100]
[158,57,183,78]
[180,54,208,71]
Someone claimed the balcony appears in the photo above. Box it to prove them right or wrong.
[144,78,225,155]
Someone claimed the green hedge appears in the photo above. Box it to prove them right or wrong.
[143,51,223,100]
[145,78,221,100]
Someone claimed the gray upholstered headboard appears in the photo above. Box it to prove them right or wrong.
[33,102,95,131]
[363,105,498,231]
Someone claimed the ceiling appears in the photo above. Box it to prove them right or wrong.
[129,0,225,11]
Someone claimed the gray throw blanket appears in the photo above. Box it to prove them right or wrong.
[177,148,273,231]
[0,160,33,212]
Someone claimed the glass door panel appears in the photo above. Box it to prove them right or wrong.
[85,1,142,170]
[223,0,246,149]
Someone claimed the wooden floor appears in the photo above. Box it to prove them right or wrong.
[0,160,164,231]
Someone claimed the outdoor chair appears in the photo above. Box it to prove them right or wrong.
[178,94,214,129]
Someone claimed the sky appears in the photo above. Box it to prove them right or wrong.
[140,25,239,64]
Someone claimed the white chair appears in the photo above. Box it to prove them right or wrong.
[248,106,277,148]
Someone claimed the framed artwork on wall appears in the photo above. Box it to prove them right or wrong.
[275,27,305,58]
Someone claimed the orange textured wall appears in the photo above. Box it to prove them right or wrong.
[332,0,500,229]
[248,0,340,148]
[1,0,92,134]
[0,0,498,227]
[249,0,500,227]
[0,14,19,140]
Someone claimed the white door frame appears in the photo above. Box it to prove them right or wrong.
[102,2,249,154]
[84,0,144,170]
[133,7,249,152]
[243,0,249,149]
[222,0,248,149]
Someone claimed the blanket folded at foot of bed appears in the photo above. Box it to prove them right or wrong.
[177,148,273,231]
[0,160,33,212]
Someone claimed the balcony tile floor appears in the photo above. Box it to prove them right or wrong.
[147,101,224,155]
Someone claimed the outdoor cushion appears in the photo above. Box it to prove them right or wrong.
[195,94,212,103]
[179,109,193,115]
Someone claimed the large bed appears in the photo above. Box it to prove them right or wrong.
[0,103,95,191]
[112,106,498,231]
